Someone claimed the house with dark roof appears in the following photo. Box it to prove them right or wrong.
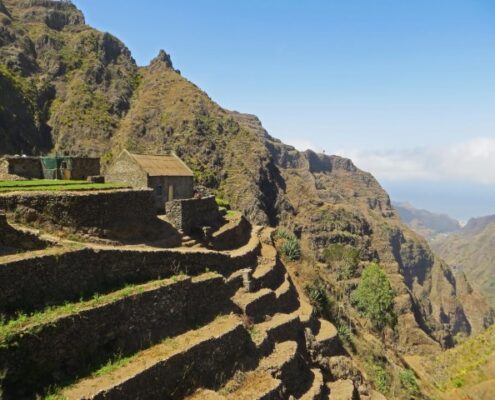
[106,150,194,211]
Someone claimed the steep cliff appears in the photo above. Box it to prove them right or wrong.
[0,0,493,362]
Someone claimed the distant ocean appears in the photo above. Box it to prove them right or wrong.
[381,180,495,222]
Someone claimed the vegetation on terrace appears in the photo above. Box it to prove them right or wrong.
[0,275,188,343]
[0,179,128,192]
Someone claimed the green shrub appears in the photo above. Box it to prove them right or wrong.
[305,279,331,315]
[323,243,360,279]
[337,323,353,344]
[451,375,465,388]
[215,197,230,209]
[273,227,294,240]
[368,360,391,394]
[399,369,420,395]
[351,262,396,330]
[280,236,301,261]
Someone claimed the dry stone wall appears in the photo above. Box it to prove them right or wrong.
[0,212,47,255]
[0,189,164,241]
[166,195,221,233]
[0,274,238,398]
[0,232,261,316]
[210,215,251,250]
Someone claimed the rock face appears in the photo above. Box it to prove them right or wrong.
[0,0,138,156]
[0,0,493,358]
[432,215,495,309]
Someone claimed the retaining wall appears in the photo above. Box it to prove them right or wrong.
[0,231,261,316]
[0,213,47,255]
[0,189,164,241]
[210,215,251,251]
[166,196,221,233]
[0,274,236,398]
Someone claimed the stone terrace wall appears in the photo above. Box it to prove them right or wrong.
[0,189,164,241]
[210,215,251,251]
[0,212,47,255]
[0,274,238,397]
[166,196,221,233]
[0,232,260,316]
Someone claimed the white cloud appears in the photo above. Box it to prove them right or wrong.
[282,137,323,153]
[335,137,495,184]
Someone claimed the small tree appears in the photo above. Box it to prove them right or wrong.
[351,262,396,330]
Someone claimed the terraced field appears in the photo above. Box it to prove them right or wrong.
[0,222,379,399]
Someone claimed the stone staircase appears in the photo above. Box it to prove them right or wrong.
[0,224,370,399]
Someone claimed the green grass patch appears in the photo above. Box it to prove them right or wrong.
[399,369,420,395]
[92,354,136,378]
[0,180,128,192]
[367,359,391,394]
[0,180,87,188]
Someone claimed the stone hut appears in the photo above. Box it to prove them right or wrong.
[0,156,43,180]
[0,155,100,180]
[106,150,194,211]
[40,156,100,180]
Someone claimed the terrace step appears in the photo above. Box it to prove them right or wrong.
[300,368,325,400]
[360,390,387,400]
[274,273,300,314]
[0,273,234,399]
[62,315,255,400]
[182,239,198,247]
[328,379,357,400]
[187,389,225,399]
[187,370,284,400]
[259,340,313,397]
[222,371,283,400]
[314,318,340,357]
[0,224,262,317]
[299,299,318,329]
[254,312,302,355]
[252,253,285,291]
[259,340,299,380]
[232,287,277,323]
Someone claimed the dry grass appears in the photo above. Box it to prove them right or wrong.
[412,324,495,399]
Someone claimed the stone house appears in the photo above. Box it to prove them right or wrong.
[106,150,194,211]
[0,155,100,180]
[0,156,43,179]
[40,156,100,180]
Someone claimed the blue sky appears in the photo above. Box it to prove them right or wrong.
[75,0,495,220]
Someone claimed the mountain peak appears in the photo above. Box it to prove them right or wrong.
[150,49,174,69]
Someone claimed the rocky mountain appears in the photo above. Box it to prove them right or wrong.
[432,215,495,308]
[0,0,137,156]
[1,0,494,397]
[393,202,461,241]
